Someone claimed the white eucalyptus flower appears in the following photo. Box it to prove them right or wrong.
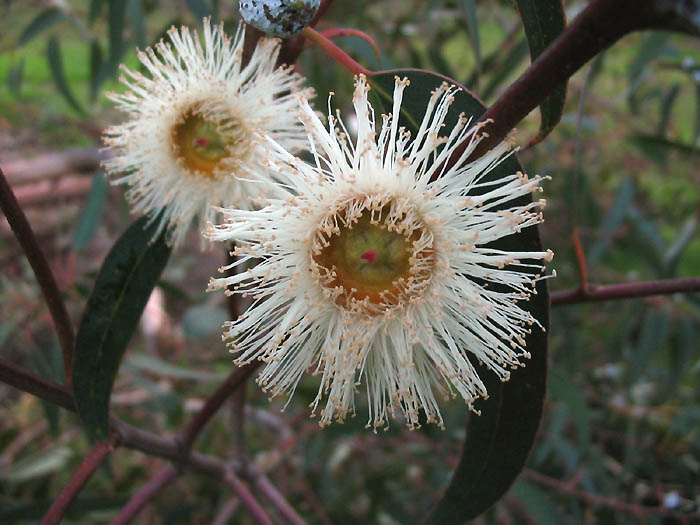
[207,75,553,430]
[103,19,313,246]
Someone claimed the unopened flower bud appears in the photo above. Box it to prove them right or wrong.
[239,0,320,38]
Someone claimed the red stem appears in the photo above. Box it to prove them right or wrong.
[301,27,371,76]
[551,277,700,306]
[523,469,700,520]
[0,167,75,385]
[41,435,120,525]
[110,465,178,525]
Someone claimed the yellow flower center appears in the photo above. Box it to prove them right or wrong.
[171,108,239,178]
[312,202,434,314]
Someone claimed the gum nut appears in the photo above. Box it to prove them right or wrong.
[239,0,321,38]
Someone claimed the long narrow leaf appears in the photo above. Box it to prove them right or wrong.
[369,69,549,522]
[46,35,85,115]
[515,0,567,145]
[73,216,171,440]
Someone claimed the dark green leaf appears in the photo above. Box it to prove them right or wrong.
[17,7,65,47]
[108,0,127,73]
[89,0,105,26]
[458,0,481,76]
[6,58,25,97]
[369,70,549,522]
[694,83,700,146]
[657,84,681,136]
[46,35,85,115]
[185,0,213,22]
[127,0,147,48]
[629,133,700,160]
[30,343,65,435]
[73,172,108,252]
[514,0,567,144]
[89,39,105,101]
[73,216,171,440]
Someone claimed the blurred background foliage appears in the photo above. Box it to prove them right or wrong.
[1,0,699,523]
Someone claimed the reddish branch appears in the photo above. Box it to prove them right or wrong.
[41,435,120,525]
[551,277,700,306]
[224,469,272,525]
[111,465,178,525]
[0,357,75,411]
[461,0,700,162]
[523,469,700,521]
[0,167,75,383]
[255,473,306,525]
[179,362,259,451]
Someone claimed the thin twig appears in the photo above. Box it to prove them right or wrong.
[212,497,240,525]
[551,277,700,306]
[523,469,700,520]
[224,468,272,525]
[572,229,588,290]
[110,465,178,525]
[41,435,120,525]
[254,473,306,525]
[179,362,259,452]
[0,167,75,383]
[0,357,75,411]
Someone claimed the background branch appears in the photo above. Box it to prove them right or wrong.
[110,465,178,525]
[0,167,75,383]
[523,469,700,520]
[466,0,700,161]
[551,277,700,306]
[223,468,272,525]
[179,362,259,452]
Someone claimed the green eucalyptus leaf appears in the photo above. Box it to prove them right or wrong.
[369,69,549,522]
[185,0,214,22]
[7,58,25,97]
[514,0,567,145]
[72,172,108,252]
[458,0,481,76]
[73,215,171,440]
[17,7,65,47]
[108,0,127,74]
[46,35,85,115]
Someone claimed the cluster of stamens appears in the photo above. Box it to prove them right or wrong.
[310,195,435,315]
